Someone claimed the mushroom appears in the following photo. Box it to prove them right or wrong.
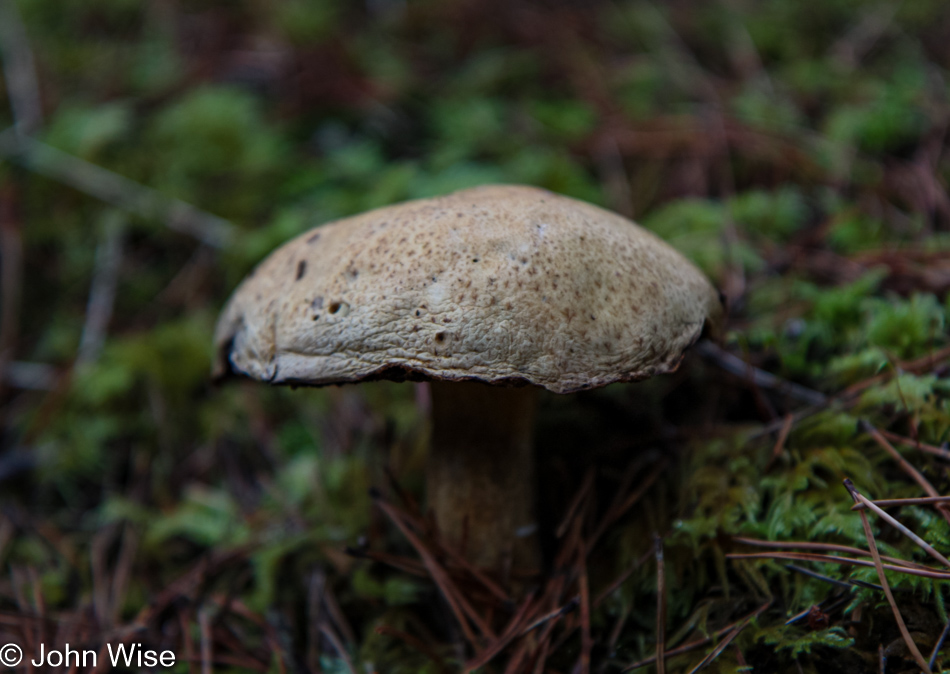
[214,185,722,572]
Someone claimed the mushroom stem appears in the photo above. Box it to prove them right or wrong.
[427,381,540,573]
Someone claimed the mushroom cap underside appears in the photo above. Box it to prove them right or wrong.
[214,185,723,394]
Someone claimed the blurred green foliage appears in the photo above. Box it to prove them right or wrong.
[2,0,950,671]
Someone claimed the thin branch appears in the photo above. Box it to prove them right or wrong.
[519,597,578,636]
[695,341,828,406]
[861,420,950,526]
[199,606,213,674]
[765,413,794,471]
[587,459,667,555]
[621,601,771,671]
[462,594,537,673]
[0,0,43,132]
[375,625,450,674]
[844,479,931,674]
[852,495,950,510]
[929,619,950,671]
[0,128,234,248]
[785,564,854,590]
[732,536,936,570]
[851,490,950,569]
[0,190,21,386]
[579,552,592,674]
[655,534,666,674]
[77,212,125,366]
[829,3,900,71]
[594,547,654,607]
[727,552,950,580]
[879,429,950,461]
[319,623,357,674]
[3,361,57,390]
[685,614,753,674]
[557,467,596,538]
[373,493,487,648]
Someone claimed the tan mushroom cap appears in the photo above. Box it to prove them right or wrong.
[214,185,722,394]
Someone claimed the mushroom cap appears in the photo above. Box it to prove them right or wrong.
[214,185,722,394]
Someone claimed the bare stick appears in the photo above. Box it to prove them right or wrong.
[621,601,771,671]
[685,615,753,674]
[830,3,899,70]
[0,0,43,132]
[929,619,950,671]
[844,479,932,674]
[727,552,950,580]
[785,564,854,590]
[0,128,234,248]
[594,547,654,607]
[852,496,950,510]
[733,536,936,570]
[463,594,537,673]
[861,421,950,527]
[655,534,666,674]
[3,361,57,389]
[375,625,450,674]
[587,459,666,554]
[765,413,794,471]
[851,490,950,569]
[695,341,828,406]
[199,605,213,674]
[373,494,485,648]
[579,552,592,674]
[0,195,21,386]
[519,597,578,636]
[320,623,357,674]
[77,212,125,365]
[879,429,950,461]
[556,467,595,538]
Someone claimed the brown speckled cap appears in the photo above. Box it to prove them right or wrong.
[214,185,722,394]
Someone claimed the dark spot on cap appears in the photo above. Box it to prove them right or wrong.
[435,332,446,343]
[295,260,307,281]
[307,232,321,244]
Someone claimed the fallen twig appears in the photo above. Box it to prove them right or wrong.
[320,622,357,674]
[930,619,950,671]
[373,492,487,649]
[556,467,595,538]
[462,593,537,673]
[785,564,854,590]
[765,413,795,471]
[695,341,828,406]
[594,547,654,607]
[684,613,753,674]
[579,551,592,674]
[727,552,950,580]
[0,128,234,248]
[844,478,931,674]
[621,600,772,671]
[77,212,125,365]
[850,489,950,569]
[879,429,950,461]
[587,459,667,555]
[851,495,950,510]
[655,534,666,674]
[0,0,43,132]
[861,420,950,527]
[376,624,450,674]
[732,536,936,571]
